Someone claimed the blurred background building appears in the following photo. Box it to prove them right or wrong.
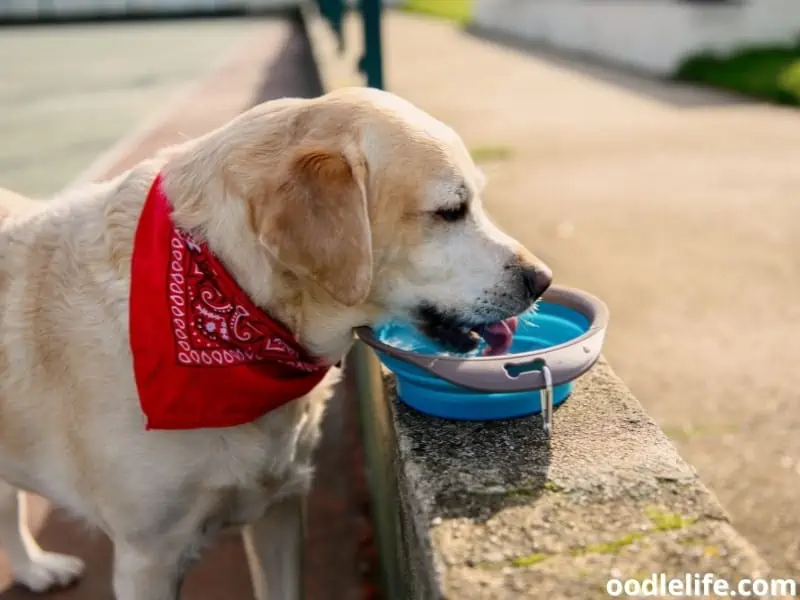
[4,0,800,81]
[472,0,800,76]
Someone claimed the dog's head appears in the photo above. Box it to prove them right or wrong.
[193,88,551,358]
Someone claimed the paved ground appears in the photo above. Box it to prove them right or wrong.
[0,18,266,197]
[378,13,800,577]
[0,16,378,599]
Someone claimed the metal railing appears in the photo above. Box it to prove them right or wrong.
[315,0,385,89]
[311,5,399,596]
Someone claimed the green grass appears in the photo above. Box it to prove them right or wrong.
[401,0,473,25]
[674,44,800,106]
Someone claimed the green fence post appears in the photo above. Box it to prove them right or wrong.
[359,0,385,89]
[316,0,346,51]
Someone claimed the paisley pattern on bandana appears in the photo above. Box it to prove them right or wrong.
[167,228,317,372]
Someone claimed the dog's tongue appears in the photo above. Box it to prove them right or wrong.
[476,317,518,356]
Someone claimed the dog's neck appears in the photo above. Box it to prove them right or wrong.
[158,154,375,362]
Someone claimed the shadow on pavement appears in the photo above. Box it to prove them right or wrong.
[251,16,323,105]
[465,24,752,109]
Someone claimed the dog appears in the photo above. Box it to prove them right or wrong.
[0,87,552,599]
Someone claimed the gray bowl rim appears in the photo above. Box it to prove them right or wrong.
[354,285,610,393]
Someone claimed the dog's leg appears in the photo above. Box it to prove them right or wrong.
[0,481,85,592]
[242,495,305,600]
[112,538,196,600]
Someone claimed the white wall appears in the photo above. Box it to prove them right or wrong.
[473,0,800,75]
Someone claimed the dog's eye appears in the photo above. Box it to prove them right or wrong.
[433,203,468,223]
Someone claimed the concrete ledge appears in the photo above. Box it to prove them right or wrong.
[303,8,776,599]
[386,359,770,598]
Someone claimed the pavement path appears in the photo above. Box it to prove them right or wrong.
[0,18,266,197]
[380,13,800,577]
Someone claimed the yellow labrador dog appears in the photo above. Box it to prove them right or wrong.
[0,87,551,599]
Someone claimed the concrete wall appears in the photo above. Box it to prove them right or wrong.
[472,0,800,75]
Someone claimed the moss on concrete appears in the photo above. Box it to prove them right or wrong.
[510,553,549,568]
[483,509,706,568]
[543,480,564,493]
[572,531,646,557]
[502,486,539,499]
[501,480,563,499]
[645,508,696,532]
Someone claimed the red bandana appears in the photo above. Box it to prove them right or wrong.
[129,174,331,430]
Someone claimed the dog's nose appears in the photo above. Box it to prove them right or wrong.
[522,263,553,302]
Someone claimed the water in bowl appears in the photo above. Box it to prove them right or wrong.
[374,302,588,357]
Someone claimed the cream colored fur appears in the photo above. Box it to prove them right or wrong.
[0,88,549,599]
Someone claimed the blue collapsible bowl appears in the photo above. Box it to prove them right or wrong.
[356,286,609,421]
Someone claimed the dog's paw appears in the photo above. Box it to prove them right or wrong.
[13,552,85,593]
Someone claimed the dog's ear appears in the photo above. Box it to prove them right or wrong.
[257,147,372,307]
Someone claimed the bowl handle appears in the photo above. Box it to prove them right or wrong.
[357,326,606,393]
[423,327,606,392]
